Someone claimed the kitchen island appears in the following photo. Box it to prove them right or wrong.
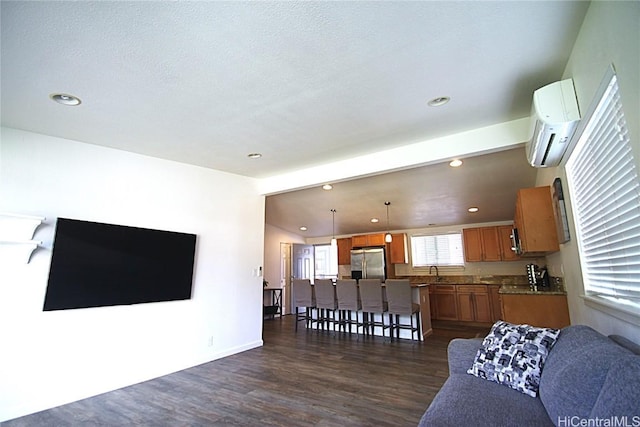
[306,282,432,340]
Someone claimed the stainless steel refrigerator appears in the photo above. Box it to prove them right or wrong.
[350,247,386,281]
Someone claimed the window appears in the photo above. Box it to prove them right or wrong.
[565,66,640,318]
[314,244,338,279]
[410,233,464,267]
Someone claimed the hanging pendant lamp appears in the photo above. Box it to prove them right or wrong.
[330,209,337,247]
[385,202,393,243]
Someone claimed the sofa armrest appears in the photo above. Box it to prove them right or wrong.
[447,337,483,374]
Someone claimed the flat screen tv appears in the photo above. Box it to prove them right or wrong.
[44,218,197,311]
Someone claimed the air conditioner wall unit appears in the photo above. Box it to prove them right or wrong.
[526,78,581,168]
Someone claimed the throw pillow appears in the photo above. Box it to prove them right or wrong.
[467,320,560,397]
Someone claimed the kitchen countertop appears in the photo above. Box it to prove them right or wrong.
[499,284,567,295]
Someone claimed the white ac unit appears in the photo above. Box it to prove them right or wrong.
[526,78,580,167]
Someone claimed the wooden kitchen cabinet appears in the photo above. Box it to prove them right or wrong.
[462,228,483,262]
[456,285,492,323]
[463,227,502,262]
[514,186,560,256]
[351,233,386,247]
[501,294,570,329]
[389,233,407,264]
[337,238,352,265]
[430,284,459,320]
[497,225,520,261]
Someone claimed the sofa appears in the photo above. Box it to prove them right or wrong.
[419,324,640,427]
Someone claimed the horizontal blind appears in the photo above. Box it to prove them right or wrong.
[565,68,640,305]
[410,233,464,267]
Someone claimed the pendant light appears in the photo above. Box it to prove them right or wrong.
[330,209,337,247]
[384,202,393,243]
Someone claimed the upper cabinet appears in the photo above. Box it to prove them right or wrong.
[463,225,518,262]
[351,233,386,247]
[497,225,520,261]
[513,186,559,256]
[389,233,408,264]
[337,238,352,265]
[345,233,407,264]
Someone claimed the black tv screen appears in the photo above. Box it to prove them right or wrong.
[44,218,197,311]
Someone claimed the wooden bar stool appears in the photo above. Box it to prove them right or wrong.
[358,278,389,338]
[314,279,338,332]
[336,279,362,336]
[292,278,317,331]
[385,279,421,341]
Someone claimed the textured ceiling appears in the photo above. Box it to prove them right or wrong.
[1,1,588,179]
[1,1,590,235]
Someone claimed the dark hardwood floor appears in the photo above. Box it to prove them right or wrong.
[4,316,488,427]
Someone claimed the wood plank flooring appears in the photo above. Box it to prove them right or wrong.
[4,316,488,427]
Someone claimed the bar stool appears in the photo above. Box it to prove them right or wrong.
[385,279,422,341]
[314,279,338,332]
[292,278,316,331]
[336,279,362,336]
[358,278,389,338]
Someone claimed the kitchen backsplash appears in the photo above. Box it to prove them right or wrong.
[401,274,564,287]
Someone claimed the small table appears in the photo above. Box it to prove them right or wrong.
[263,287,283,319]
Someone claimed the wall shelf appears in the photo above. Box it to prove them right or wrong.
[0,213,46,264]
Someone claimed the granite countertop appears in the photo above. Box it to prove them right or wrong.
[498,284,567,295]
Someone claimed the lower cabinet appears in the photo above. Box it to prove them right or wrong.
[430,285,458,320]
[430,284,500,323]
[501,294,570,329]
[457,285,492,323]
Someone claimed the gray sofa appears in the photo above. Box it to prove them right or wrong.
[419,325,640,427]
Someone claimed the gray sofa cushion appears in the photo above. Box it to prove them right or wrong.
[419,372,554,427]
[539,325,633,422]
[447,338,483,374]
[589,355,640,418]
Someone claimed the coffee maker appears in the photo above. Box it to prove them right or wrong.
[526,264,550,290]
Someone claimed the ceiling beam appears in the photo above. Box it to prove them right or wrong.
[257,117,530,195]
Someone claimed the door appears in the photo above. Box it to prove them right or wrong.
[280,243,292,315]
[292,244,314,313]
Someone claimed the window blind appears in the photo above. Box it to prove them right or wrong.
[565,67,640,308]
[410,233,464,267]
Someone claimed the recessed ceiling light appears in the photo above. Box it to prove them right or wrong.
[299,226,307,231]
[370,218,379,223]
[428,96,450,107]
[322,184,333,190]
[247,153,262,159]
[50,93,81,106]
[449,159,463,167]
[468,207,479,213]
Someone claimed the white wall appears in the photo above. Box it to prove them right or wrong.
[536,1,640,342]
[0,128,266,422]
[263,223,305,289]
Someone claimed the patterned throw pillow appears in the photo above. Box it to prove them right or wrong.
[467,320,560,397]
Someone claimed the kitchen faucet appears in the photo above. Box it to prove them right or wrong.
[429,265,440,282]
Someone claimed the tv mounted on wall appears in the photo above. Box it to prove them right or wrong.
[43,218,197,311]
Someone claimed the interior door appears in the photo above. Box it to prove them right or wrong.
[280,243,292,315]
[291,244,314,313]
